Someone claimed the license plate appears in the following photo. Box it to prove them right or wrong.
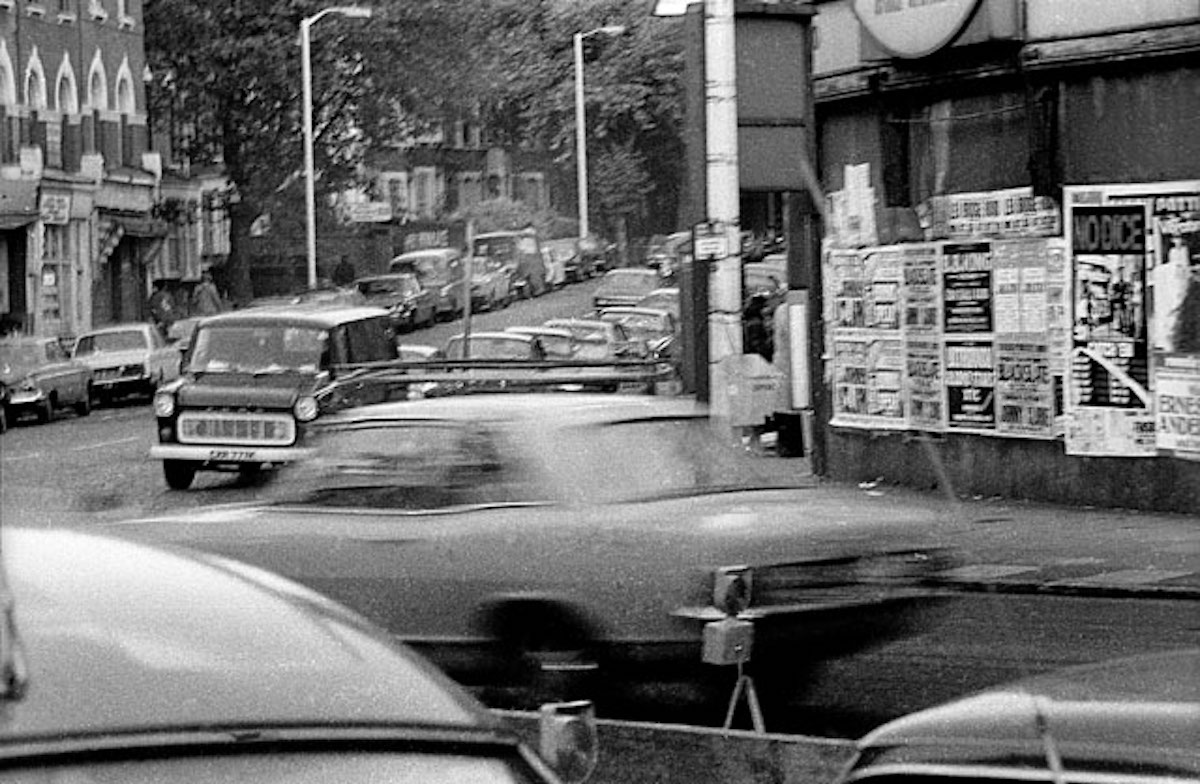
[207,449,257,462]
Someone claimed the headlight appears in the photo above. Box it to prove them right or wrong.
[153,390,176,417]
[293,395,319,422]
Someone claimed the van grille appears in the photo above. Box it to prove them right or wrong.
[177,412,296,446]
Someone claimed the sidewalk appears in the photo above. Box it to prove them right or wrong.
[795,472,1200,600]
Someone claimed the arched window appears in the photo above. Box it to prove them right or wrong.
[56,57,79,115]
[0,40,16,107]
[87,50,107,111]
[24,51,48,110]
[115,74,134,114]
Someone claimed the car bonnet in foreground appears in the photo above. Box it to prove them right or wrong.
[847,648,1200,782]
[0,527,495,742]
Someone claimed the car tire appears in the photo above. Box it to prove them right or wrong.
[35,398,52,424]
[74,386,92,417]
[484,600,599,709]
[163,460,198,490]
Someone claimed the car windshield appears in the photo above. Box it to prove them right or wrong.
[77,330,146,353]
[188,324,327,373]
[472,236,518,262]
[0,751,544,784]
[270,414,799,509]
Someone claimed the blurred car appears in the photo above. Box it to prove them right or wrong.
[506,326,579,359]
[110,394,955,714]
[354,272,437,331]
[150,305,399,490]
[0,525,567,784]
[839,647,1200,784]
[71,322,182,405]
[0,336,93,423]
[472,230,548,298]
[636,287,681,319]
[468,257,515,311]
[596,306,678,358]
[593,268,661,309]
[388,247,466,321]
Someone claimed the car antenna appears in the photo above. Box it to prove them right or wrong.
[1032,694,1067,784]
[0,558,30,703]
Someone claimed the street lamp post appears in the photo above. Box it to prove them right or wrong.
[301,5,373,290]
[573,24,625,243]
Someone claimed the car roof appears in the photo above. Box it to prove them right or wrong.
[195,305,391,329]
[507,326,574,338]
[326,392,707,428]
[449,331,535,342]
[356,273,419,283]
[605,268,658,277]
[75,322,153,337]
[0,527,495,744]
[851,648,1200,779]
[599,307,671,317]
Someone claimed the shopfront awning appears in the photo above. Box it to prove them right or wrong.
[112,214,169,238]
[0,181,39,230]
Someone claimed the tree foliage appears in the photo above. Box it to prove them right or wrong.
[144,0,686,296]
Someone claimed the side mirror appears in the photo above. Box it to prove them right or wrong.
[539,700,598,783]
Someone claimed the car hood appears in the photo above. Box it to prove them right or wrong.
[175,372,318,408]
[75,348,149,368]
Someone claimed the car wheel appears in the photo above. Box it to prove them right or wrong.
[484,600,599,709]
[163,459,198,490]
[237,462,266,485]
[35,398,52,424]
[0,403,8,434]
[74,386,92,417]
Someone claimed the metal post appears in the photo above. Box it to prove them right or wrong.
[574,32,589,241]
[301,16,317,290]
[705,0,742,423]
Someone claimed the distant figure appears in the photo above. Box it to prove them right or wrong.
[332,256,357,287]
[147,281,176,334]
[192,270,224,316]
[744,294,773,362]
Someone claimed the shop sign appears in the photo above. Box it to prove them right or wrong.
[922,187,1060,240]
[347,201,393,223]
[40,193,71,225]
[852,0,982,59]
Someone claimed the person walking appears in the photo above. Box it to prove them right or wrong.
[147,281,176,336]
[191,270,224,316]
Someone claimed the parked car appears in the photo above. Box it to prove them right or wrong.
[248,285,367,310]
[544,237,598,283]
[596,306,678,353]
[354,272,437,331]
[165,316,202,355]
[398,342,446,362]
[0,336,93,423]
[445,330,547,361]
[149,304,399,490]
[0,525,569,784]
[636,287,681,319]
[593,268,662,309]
[472,230,548,298]
[544,318,646,360]
[110,393,955,716]
[388,247,466,321]
[71,322,182,405]
[467,256,515,311]
[838,647,1200,784]
[506,326,580,359]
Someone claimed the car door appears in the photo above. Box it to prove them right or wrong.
[41,340,86,404]
[148,328,182,381]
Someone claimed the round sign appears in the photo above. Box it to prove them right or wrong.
[852,0,983,59]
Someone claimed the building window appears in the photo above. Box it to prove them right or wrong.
[381,172,408,217]
[412,167,435,218]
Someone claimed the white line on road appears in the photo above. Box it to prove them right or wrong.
[70,436,141,451]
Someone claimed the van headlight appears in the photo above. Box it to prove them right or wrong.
[153,390,176,417]
[294,395,319,422]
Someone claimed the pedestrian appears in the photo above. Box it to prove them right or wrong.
[744,294,773,362]
[191,270,223,316]
[147,281,176,335]
[332,256,357,287]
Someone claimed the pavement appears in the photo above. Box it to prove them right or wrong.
[760,441,1200,601]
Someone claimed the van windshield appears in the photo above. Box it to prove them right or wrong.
[189,325,327,374]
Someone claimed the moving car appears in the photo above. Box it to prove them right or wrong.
[388,247,465,321]
[0,336,92,423]
[593,268,661,309]
[354,272,437,331]
[150,304,399,490]
[472,230,548,298]
[0,525,568,784]
[111,394,955,717]
[71,322,182,405]
[838,647,1200,784]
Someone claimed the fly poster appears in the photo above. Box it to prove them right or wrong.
[1064,188,1157,456]
[945,339,996,430]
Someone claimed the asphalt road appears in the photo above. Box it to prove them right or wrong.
[2,277,1195,738]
